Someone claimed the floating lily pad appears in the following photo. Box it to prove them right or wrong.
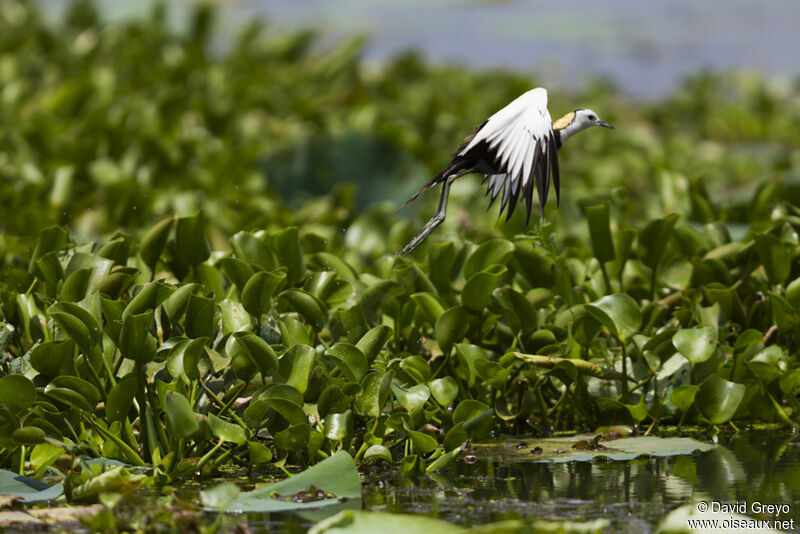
[475,435,714,463]
[224,450,361,513]
[0,469,63,503]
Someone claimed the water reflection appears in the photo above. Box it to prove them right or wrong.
[356,432,800,533]
[238,433,800,532]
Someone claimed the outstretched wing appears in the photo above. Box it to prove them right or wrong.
[462,87,560,223]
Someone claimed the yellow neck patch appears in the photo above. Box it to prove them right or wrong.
[552,112,576,131]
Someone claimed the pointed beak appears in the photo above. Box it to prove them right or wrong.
[597,120,614,129]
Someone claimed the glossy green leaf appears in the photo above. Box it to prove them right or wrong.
[175,212,211,267]
[355,325,392,361]
[29,339,76,378]
[464,239,514,278]
[271,227,305,286]
[48,301,102,356]
[429,377,459,407]
[586,293,641,341]
[119,310,157,364]
[164,391,199,439]
[106,374,137,423]
[434,305,470,353]
[586,203,616,263]
[461,265,506,313]
[695,374,746,424]
[754,233,791,285]
[391,383,430,413]
[231,331,280,378]
[208,413,247,445]
[139,217,174,272]
[672,327,717,365]
[185,293,215,338]
[323,410,353,441]
[241,270,286,317]
[280,345,316,395]
[326,343,368,383]
[638,213,680,270]
[280,289,327,331]
[0,469,63,503]
[226,450,360,512]
[0,375,36,413]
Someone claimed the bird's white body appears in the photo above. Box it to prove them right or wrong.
[459,88,553,197]
[399,87,613,255]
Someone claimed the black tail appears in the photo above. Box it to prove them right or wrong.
[400,157,470,209]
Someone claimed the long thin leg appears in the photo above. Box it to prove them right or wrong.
[399,173,462,256]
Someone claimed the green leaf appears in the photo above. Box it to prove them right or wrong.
[48,301,102,356]
[164,391,199,439]
[175,212,211,267]
[231,331,280,378]
[248,441,273,465]
[586,203,616,263]
[426,446,463,473]
[461,265,506,313]
[271,227,306,286]
[754,233,791,285]
[59,266,93,302]
[638,213,680,270]
[429,377,459,407]
[670,385,698,413]
[355,325,392,361]
[49,376,100,410]
[409,292,446,325]
[29,226,69,272]
[231,231,276,270]
[453,344,489,388]
[586,293,641,341]
[391,383,430,413]
[29,340,76,378]
[139,217,174,272]
[355,371,393,417]
[219,299,251,334]
[363,444,392,463]
[217,257,256,292]
[166,337,208,382]
[226,450,361,512]
[119,310,157,364]
[323,411,353,441]
[0,469,63,503]
[208,413,247,445]
[407,430,438,454]
[12,426,46,445]
[241,271,286,317]
[280,289,327,331]
[326,343,368,383]
[185,293,215,339]
[106,374,137,423]
[280,345,316,395]
[464,239,514,278]
[0,376,36,413]
[452,399,492,439]
[672,327,718,365]
[434,305,470,353]
[490,287,536,334]
[695,374,746,424]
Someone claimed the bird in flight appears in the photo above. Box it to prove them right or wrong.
[399,87,613,256]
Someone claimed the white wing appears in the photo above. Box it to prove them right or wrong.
[461,87,558,221]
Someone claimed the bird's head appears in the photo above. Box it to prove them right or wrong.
[553,108,614,144]
[573,109,614,131]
